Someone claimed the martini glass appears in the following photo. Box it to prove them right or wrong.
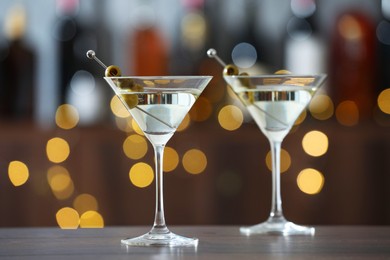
[223,73,326,235]
[105,76,212,246]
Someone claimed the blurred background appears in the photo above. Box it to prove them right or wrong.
[0,0,389,229]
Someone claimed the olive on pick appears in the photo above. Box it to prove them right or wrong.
[105,65,122,77]
[238,72,251,87]
[223,64,239,76]
[118,79,135,90]
[122,94,138,109]
[274,69,291,75]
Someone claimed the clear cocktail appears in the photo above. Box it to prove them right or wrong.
[105,76,212,246]
[223,74,326,235]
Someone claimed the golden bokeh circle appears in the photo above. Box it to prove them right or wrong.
[8,161,29,186]
[123,135,148,160]
[55,104,79,129]
[163,146,179,172]
[110,95,130,118]
[79,211,104,228]
[129,162,154,188]
[309,94,334,120]
[218,105,243,131]
[73,194,99,215]
[297,168,325,195]
[265,149,291,173]
[182,149,207,174]
[56,207,79,229]
[335,100,359,126]
[46,137,70,163]
[378,88,390,115]
[302,130,329,157]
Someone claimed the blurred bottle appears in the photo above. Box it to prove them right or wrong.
[229,0,268,74]
[284,0,326,76]
[53,0,107,125]
[0,4,36,120]
[329,10,377,119]
[126,2,168,76]
[377,0,390,94]
[170,0,208,75]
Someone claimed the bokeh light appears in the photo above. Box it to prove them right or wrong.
[378,88,390,114]
[294,110,307,126]
[47,165,74,200]
[8,161,29,186]
[231,42,257,68]
[338,14,363,40]
[129,162,154,188]
[46,137,70,163]
[55,104,79,130]
[182,149,207,174]
[163,146,179,172]
[131,119,144,136]
[56,207,79,229]
[287,17,312,40]
[110,95,130,118]
[177,114,191,132]
[218,105,243,131]
[73,193,98,215]
[291,0,316,18]
[123,134,148,160]
[265,149,291,173]
[302,130,329,157]
[377,20,390,45]
[189,97,213,122]
[115,116,132,132]
[79,211,104,228]
[335,100,359,126]
[309,94,334,120]
[297,168,325,195]
[181,11,207,51]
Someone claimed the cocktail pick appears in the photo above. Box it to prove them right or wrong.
[86,50,175,129]
[206,48,226,67]
[86,50,107,70]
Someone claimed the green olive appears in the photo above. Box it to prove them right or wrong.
[223,64,239,76]
[274,69,291,75]
[131,84,144,92]
[238,72,251,87]
[122,94,138,109]
[105,65,122,77]
[118,79,134,90]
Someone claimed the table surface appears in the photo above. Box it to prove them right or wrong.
[0,226,389,259]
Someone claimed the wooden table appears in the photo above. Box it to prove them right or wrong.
[0,226,389,259]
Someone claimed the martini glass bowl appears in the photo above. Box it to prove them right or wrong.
[105,75,212,246]
[223,73,326,236]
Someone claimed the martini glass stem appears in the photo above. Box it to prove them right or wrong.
[150,144,169,234]
[269,140,284,220]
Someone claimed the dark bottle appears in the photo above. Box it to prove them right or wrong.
[0,4,36,120]
[53,0,100,105]
[170,0,209,75]
[53,0,110,125]
[377,0,390,95]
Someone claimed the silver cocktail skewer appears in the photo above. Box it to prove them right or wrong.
[207,48,289,128]
[206,48,226,67]
[86,50,175,129]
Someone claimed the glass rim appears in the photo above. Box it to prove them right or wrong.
[223,73,327,79]
[104,75,213,80]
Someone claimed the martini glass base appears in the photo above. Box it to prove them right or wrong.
[240,216,315,236]
[121,231,198,247]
